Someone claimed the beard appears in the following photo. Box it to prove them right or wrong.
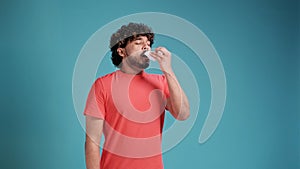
[126,55,149,69]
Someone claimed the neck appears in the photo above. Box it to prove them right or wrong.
[119,64,143,75]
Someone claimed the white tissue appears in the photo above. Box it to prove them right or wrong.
[144,51,155,61]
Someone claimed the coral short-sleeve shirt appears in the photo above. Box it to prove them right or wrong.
[84,70,169,169]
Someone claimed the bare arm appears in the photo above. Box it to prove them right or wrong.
[164,70,190,120]
[85,116,104,169]
[150,47,190,120]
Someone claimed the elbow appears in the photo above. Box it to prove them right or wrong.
[178,104,190,121]
[169,102,190,121]
[175,107,190,121]
[176,111,190,121]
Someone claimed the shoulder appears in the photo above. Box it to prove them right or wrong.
[144,71,165,78]
[96,71,116,82]
[143,72,166,83]
[93,71,116,88]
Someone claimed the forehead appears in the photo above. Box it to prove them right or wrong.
[133,35,149,41]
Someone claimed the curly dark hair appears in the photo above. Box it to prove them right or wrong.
[110,23,155,67]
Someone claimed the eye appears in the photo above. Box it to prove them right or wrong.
[135,40,142,45]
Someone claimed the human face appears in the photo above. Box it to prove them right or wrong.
[123,36,151,70]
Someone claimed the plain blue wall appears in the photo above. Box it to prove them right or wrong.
[1,0,299,169]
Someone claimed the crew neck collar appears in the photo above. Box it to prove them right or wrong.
[116,70,145,76]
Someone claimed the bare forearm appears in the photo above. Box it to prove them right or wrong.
[85,138,100,169]
[164,70,190,120]
[150,46,190,120]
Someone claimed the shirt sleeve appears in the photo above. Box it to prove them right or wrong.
[83,78,106,119]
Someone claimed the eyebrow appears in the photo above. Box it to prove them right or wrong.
[133,36,150,44]
[135,37,143,40]
[135,36,150,40]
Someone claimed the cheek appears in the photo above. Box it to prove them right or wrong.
[126,46,141,55]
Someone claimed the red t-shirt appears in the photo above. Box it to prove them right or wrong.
[84,70,170,169]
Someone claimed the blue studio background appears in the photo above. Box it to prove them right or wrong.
[1,0,299,169]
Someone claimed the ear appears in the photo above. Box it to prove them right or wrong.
[117,48,126,58]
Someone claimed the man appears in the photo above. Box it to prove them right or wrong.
[84,23,190,169]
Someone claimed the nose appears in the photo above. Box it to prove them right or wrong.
[142,43,150,51]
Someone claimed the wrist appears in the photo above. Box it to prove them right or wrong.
[163,69,175,77]
[162,66,174,74]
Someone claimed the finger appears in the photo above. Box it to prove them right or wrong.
[156,47,170,54]
[150,52,163,61]
[157,50,163,56]
[151,52,163,59]
[155,47,165,55]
